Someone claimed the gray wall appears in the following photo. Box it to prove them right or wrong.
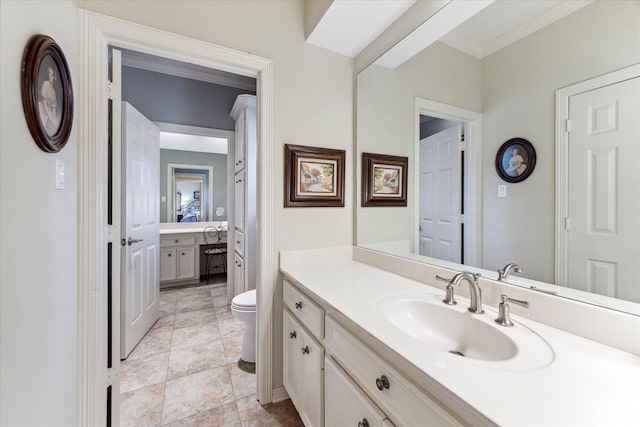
[420,117,462,140]
[160,149,228,222]
[122,66,255,130]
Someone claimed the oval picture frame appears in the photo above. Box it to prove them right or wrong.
[495,138,536,183]
[21,34,74,153]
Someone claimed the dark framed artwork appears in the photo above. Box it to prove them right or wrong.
[495,138,536,183]
[284,144,345,207]
[194,190,200,200]
[21,35,74,153]
[361,152,408,207]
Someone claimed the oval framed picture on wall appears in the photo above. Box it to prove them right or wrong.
[495,138,536,183]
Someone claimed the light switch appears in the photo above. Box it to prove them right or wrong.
[56,159,65,190]
[497,184,506,198]
[161,195,167,203]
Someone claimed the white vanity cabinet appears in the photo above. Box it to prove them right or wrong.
[282,279,461,427]
[283,281,324,427]
[159,235,198,286]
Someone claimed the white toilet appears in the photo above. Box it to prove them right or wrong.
[231,289,256,363]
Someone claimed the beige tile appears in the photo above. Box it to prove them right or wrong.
[177,287,211,299]
[171,323,220,351]
[215,305,234,320]
[161,367,235,425]
[160,291,180,304]
[236,396,304,427]
[176,293,214,313]
[211,285,227,297]
[160,299,177,318]
[120,352,170,393]
[222,334,244,364]
[163,401,241,427]
[173,307,217,330]
[150,314,175,333]
[128,329,172,361]
[120,383,164,427]
[219,317,245,339]
[167,339,227,380]
[213,294,229,307]
[228,362,256,399]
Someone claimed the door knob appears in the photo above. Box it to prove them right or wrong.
[127,237,144,246]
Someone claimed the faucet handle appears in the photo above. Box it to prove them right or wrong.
[435,274,452,284]
[495,294,529,327]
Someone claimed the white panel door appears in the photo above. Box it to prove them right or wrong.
[419,125,462,262]
[567,77,640,303]
[121,101,160,358]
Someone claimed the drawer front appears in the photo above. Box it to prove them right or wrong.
[325,356,387,427]
[234,229,245,258]
[325,317,461,427]
[160,235,196,247]
[283,280,324,339]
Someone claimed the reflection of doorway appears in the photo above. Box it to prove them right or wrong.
[78,12,274,424]
[415,98,482,267]
[167,163,213,223]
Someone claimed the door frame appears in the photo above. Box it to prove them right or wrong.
[78,10,274,425]
[414,98,483,267]
[555,63,640,286]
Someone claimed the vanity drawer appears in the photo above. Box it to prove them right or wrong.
[325,316,460,427]
[161,235,196,247]
[284,280,324,339]
[234,230,245,257]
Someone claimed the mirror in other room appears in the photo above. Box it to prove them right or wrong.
[356,0,640,315]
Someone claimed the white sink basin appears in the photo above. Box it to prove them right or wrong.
[378,294,554,369]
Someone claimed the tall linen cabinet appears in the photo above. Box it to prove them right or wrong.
[230,94,257,296]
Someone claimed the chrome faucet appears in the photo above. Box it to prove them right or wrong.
[497,263,522,282]
[436,272,484,314]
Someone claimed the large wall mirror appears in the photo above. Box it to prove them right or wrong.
[356,0,640,315]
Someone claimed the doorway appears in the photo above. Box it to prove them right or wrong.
[414,98,483,268]
[78,11,274,425]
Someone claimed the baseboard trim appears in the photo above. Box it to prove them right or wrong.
[271,386,290,403]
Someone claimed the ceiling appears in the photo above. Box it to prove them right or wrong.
[308,0,593,66]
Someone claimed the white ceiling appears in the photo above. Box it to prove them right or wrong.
[309,0,593,66]
[159,132,228,154]
[306,0,417,57]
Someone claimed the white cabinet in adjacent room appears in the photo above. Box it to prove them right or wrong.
[159,235,199,287]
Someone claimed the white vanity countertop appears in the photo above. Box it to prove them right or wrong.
[159,227,206,235]
[280,247,640,427]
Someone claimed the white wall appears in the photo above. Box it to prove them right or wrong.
[78,0,353,391]
[0,1,78,425]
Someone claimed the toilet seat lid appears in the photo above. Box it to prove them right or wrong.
[232,289,256,308]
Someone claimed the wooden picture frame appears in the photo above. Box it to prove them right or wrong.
[362,152,408,207]
[21,34,74,153]
[495,138,536,183]
[284,144,345,207]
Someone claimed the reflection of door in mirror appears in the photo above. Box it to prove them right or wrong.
[168,163,214,223]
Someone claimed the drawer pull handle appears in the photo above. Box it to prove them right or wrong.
[181,252,185,256]
[175,239,179,243]
[295,301,303,309]
[301,346,309,355]
[375,375,390,391]
[167,253,172,257]
[289,331,296,339]
[358,419,369,427]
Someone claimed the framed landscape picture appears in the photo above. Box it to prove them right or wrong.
[284,144,345,207]
[361,152,408,207]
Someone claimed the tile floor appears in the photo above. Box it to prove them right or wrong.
[120,279,303,426]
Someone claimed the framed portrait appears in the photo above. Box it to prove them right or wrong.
[21,35,74,153]
[361,152,408,207]
[284,144,345,207]
[193,190,200,200]
[495,138,536,183]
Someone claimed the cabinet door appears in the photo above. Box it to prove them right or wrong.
[234,110,246,173]
[160,248,177,282]
[176,247,195,280]
[326,356,387,427]
[300,327,324,427]
[283,310,301,408]
[234,170,245,231]
[234,252,245,295]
